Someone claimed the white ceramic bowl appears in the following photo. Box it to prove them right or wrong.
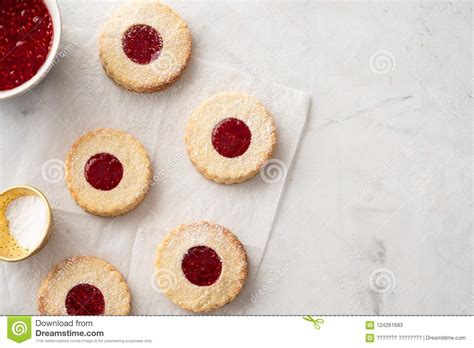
[0,0,62,100]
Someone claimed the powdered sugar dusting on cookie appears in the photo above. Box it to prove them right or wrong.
[167,222,227,248]
[155,221,248,312]
[65,128,152,217]
[37,256,131,315]
[185,92,276,184]
[99,0,192,92]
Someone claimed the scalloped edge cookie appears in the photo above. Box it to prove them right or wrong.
[99,0,192,92]
[185,92,276,184]
[37,256,131,315]
[155,221,248,312]
[65,128,152,217]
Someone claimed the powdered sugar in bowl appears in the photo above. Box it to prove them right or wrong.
[0,185,52,262]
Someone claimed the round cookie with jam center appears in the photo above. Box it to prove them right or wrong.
[65,128,152,217]
[99,0,192,92]
[37,256,131,315]
[155,221,248,312]
[185,92,276,184]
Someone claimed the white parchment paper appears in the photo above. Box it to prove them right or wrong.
[0,11,310,313]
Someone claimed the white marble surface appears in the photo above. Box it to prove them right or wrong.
[1,1,472,315]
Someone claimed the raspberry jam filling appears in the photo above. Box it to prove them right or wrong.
[84,153,123,191]
[65,283,105,316]
[0,0,54,91]
[212,118,252,158]
[122,24,163,65]
[181,246,222,286]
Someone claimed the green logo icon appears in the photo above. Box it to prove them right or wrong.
[366,333,375,343]
[7,316,32,343]
[302,315,324,330]
[366,321,375,330]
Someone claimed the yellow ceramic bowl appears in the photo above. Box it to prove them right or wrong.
[0,185,52,262]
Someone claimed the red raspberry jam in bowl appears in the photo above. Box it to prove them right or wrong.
[0,0,61,99]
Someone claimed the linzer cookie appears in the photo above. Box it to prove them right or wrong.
[185,92,276,184]
[155,221,248,312]
[37,256,131,315]
[99,0,192,92]
[65,128,152,217]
